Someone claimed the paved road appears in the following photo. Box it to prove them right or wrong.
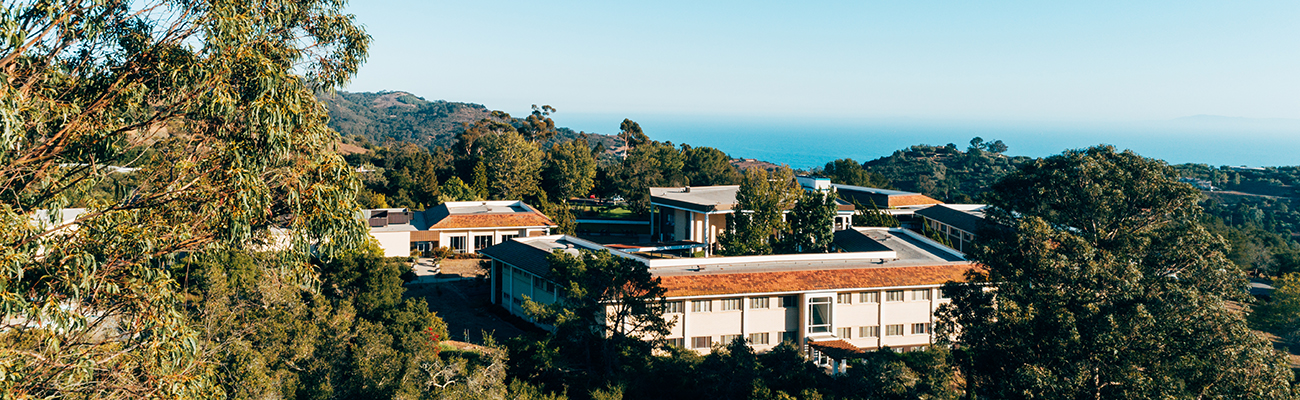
[404,276,528,344]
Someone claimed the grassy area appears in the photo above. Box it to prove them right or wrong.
[575,205,641,220]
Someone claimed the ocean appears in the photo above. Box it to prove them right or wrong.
[559,114,1300,170]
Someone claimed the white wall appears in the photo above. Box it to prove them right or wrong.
[371,231,411,257]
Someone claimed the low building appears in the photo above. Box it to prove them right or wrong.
[831,184,943,209]
[480,227,975,360]
[361,201,557,257]
[649,185,856,254]
[914,204,988,254]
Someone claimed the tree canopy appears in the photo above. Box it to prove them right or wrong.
[938,145,1297,399]
[1,1,370,396]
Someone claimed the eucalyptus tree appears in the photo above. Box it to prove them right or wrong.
[937,146,1296,399]
[778,189,837,254]
[542,138,597,202]
[0,0,370,397]
[719,166,800,256]
[480,131,544,201]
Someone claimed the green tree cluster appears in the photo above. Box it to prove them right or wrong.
[938,146,1297,399]
[863,140,1032,202]
[777,190,839,254]
[719,167,801,256]
[819,158,892,189]
[0,1,370,396]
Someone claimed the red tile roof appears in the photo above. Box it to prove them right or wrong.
[888,194,944,207]
[427,213,556,229]
[809,339,863,359]
[657,263,978,297]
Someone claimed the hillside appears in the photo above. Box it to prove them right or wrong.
[320,91,622,154]
[319,91,491,148]
[862,143,1033,203]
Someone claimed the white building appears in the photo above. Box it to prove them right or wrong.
[480,227,975,361]
[649,185,857,255]
[360,201,557,257]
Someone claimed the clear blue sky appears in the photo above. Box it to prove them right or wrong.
[342,1,1300,122]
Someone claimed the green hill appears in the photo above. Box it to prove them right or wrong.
[319,91,491,148]
[321,91,622,155]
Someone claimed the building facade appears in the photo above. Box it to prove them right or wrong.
[361,201,556,257]
[480,227,974,357]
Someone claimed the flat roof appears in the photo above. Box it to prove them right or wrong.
[829,183,918,196]
[650,186,740,213]
[915,204,988,234]
[650,228,965,277]
[418,201,556,230]
[442,200,529,215]
[651,185,854,213]
[483,227,973,298]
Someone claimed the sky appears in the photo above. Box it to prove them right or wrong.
[341,1,1300,124]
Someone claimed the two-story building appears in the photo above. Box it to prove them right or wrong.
[480,227,975,360]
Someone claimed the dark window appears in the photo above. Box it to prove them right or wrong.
[691,336,712,349]
[474,235,493,251]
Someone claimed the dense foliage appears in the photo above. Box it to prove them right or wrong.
[0,0,370,396]
[860,140,1033,203]
[939,146,1296,399]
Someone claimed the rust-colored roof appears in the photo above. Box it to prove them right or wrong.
[658,264,977,297]
[887,194,944,207]
[427,213,556,229]
[809,339,863,359]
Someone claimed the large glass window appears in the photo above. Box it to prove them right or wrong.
[474,235,493,251]
[807,296,832,333]
[449,236,467,253]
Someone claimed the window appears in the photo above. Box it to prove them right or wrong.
[886,290,905,302]
[691,336,712,349]
[885,324,904,336]
[860,326,879,338]
[720,334,741,344]
[837,327,852,338]
[501,234,518,243]
[750,297,770,309]
[663,301,683,314]
[782,296,797,307]
[807,297,832,333]
[474,235,493,251]
[780,331,798,343]
[721,298,741,311]
[938,288,950,299]
[692,300,712,312]
[749,332,770,345]
[666,338,685,348]
[860,292,879,303]
[913,289,931,301]
[449,236,467,253]
[914,345,929,352]
[837,293,852,304]
[912,323,931,334]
